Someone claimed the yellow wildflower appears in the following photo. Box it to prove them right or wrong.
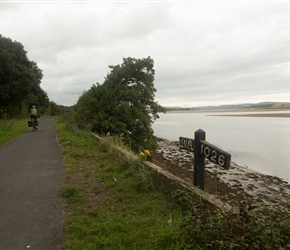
[140,152,145,157]
[144,149,150,155]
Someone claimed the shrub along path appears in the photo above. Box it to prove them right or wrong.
[0,118,64,250]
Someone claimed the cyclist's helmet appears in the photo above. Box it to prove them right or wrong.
[32,105,36,108]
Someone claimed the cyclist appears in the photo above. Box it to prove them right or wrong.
[30,105,38,128]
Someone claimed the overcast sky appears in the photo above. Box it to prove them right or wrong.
[1,1,290,107]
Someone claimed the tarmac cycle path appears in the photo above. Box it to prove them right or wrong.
[0,118,65,250]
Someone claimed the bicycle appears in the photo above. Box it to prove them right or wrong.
[28,118,38,131]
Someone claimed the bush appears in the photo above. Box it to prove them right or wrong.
[181,198,290,249]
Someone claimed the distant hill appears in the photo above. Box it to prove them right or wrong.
[165,102,290,111]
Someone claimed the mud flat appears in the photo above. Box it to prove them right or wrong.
[155,138,290,205]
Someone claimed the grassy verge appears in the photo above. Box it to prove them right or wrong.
[0,118,29,146]
[55,118,186,249]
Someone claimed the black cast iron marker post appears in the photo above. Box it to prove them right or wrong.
[194,129,205,190]
[179,129,231,191]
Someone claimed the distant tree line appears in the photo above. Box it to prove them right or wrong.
[74,57,165,152]
[0,34,49,118]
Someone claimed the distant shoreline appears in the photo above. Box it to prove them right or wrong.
[166,108,290,118]
[210,113,290,118]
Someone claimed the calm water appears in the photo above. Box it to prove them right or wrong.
[152,111,290,182]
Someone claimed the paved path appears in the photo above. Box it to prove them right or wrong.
[0,119,64,250]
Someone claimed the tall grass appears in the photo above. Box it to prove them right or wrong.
[0,118,29,146]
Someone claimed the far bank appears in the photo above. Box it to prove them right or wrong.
[166,108,290,117]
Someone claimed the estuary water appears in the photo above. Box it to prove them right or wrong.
[152,111,290,182]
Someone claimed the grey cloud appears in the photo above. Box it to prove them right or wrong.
[1,2,290,106]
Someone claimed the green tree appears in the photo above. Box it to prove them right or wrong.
[75,57,165,152]
[0,34,48,118]
[49,101,64,116]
